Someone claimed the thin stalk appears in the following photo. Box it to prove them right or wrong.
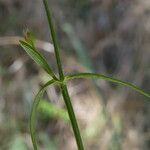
[43,1,84,149]
[30,79,55,150]
[66,73,150,99]
[60,83,84,150]
[43,0,64,80]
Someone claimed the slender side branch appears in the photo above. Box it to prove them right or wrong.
[43,0,64,80]
[65,73,150,99]
[60,83,84,150]
[30,79,56,150]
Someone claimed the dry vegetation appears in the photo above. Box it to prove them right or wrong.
[0,0,150,150]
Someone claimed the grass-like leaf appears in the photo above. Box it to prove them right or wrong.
[66,73,150,99]
[30,79,56,150]
[20,40,57,80]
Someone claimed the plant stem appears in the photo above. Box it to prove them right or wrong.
[43,0,64,80]
[43,1,84,149]
[60,83,84,150]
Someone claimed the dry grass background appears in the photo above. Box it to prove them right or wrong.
[0,0,150,149]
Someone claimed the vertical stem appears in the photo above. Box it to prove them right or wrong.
[60,83,84,150]
[43,1,84,149]
[43,0,64,80]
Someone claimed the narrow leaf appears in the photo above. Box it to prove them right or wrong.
[66,73,150,99]
[30,79,56,150]
[19,40,57,80]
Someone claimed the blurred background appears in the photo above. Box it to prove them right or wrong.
[0,0,150,149]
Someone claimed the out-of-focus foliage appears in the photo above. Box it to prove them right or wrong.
[0,0,150,150]
[9,135,30,150]
[39,100,69,122]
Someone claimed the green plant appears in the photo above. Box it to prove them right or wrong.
[19,0,150,150]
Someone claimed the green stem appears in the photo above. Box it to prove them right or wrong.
[60,83,84,150]
[43,0,64,80]
[66,73,150,99]
[30,79,56,150]
[42,1,84,150]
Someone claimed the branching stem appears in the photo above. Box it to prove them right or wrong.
[26,1,150,150]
